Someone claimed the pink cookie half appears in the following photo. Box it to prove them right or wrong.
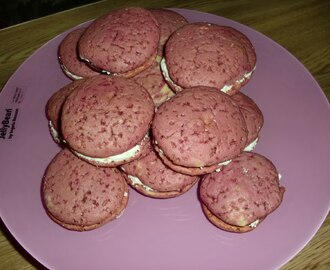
[199,152,285,232]
[61,75,154,165]
[162,23,255,94]
[42,148,129,231]
[58,28,100,80]
[78,7,160,77]
[152,86,247,174]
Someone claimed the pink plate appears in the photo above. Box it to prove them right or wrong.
[0,8,329,270]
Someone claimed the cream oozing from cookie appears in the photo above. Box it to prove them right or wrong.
[218,159,232,166]
[244,137,259,152]
[79,55,119,76]
[73,133,149,165]
[161,58,256,93]
[215,159,232,172]
[220,66,255,93]
[48,121,61,143]
[248,219,260,228]
[59,61,84,80]
[126,175,154,191]
[160,58,182,91]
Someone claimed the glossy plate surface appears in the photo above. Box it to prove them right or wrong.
[0,9,329,270]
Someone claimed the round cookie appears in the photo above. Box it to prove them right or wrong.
[232,92,264,151]
[58,28,100,80]
[61,75,155,167]
[152,86,248,175]
[42,148,129,231]
[161,22,255,94]
[150,8,188,57]
[120,142,199,199]
[46,79,86,143]
[199,152,285,233]
[78,7,160,78]
[133,59,175,107]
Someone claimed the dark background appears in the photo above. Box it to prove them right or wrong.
[0,0,100,28]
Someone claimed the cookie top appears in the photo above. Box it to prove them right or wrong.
[199,152,285,228]
[221,26,256,73]
[150,8,188,57]
[121,142,199,198]
[133,59,174,106]
[58,28,99,80]
[163,23,254,92]
[232,92,264,147]
[61,75,154,158]
[42,148,129,231]
[152,86,247,169]
[78,7,160,75]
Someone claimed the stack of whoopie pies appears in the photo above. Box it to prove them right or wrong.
[42,7,284,232]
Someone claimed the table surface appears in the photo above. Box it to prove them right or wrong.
[0,0,329,269]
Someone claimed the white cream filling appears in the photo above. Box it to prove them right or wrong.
[219,159,232,166]
[60,63,84,80]
[220,84,234,94]
[74,133,149,165]
[127,175,154,191]
[215,159,232,172]
[278,173,282,182]
[161,58,256,93]
[49,121,61,143]
[244,137,259,152]
[220,67,255,93]
[160,58,183,91]
[249,219,260,228]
